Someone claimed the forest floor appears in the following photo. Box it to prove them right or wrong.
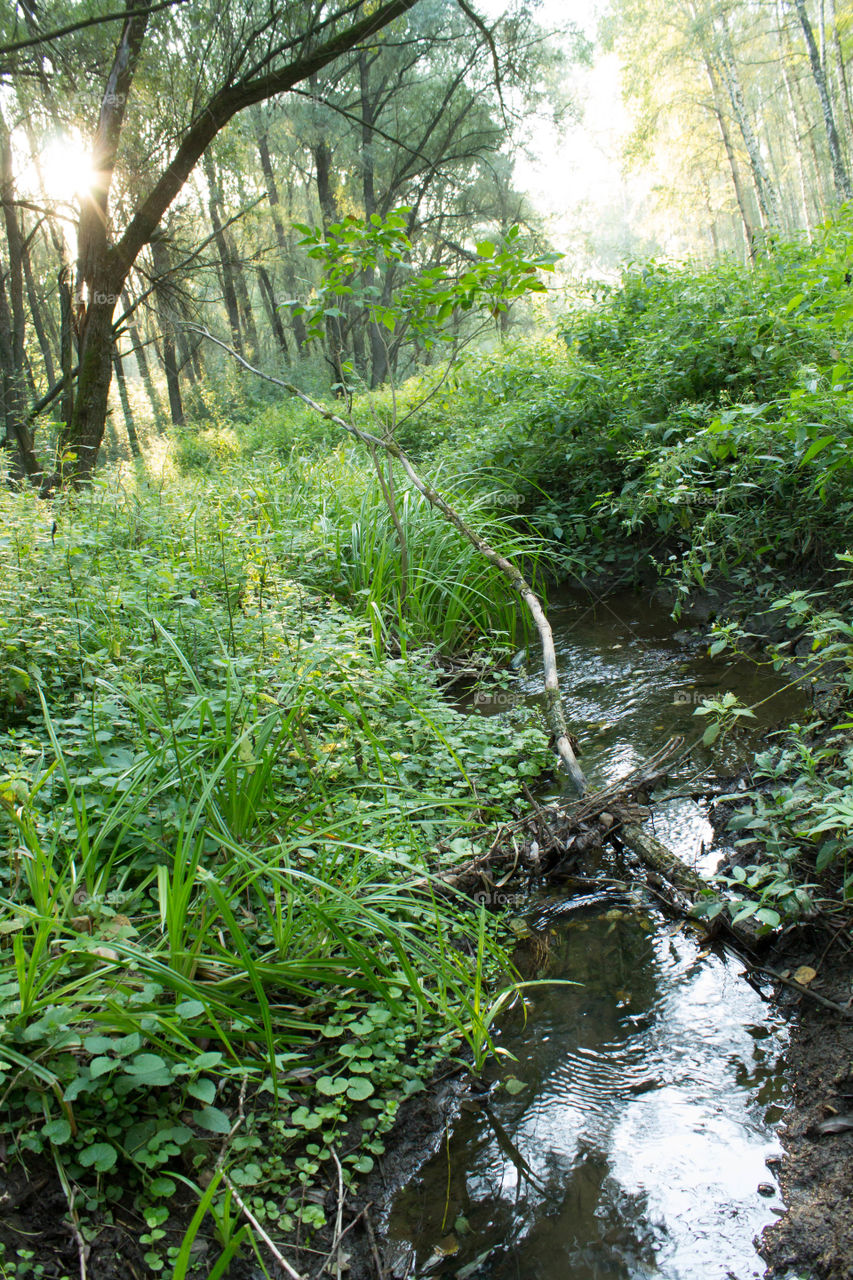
[0,839,850,1280]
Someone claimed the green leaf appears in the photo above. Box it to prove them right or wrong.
[42,1118,71,1144]
[346,1077,374,1101]
[799,436,836,466]
[149,1177,177,1197]
[79,1143,118,1172]
[476,240,496,258]
[186,1078,216,1104]
[291,1106,323,1130]
[316,1076,348,1097]
[194,1106,232,1134]
[124,1054,172,1087]
[175,1000,205,1019]
[89,1056,115,1079]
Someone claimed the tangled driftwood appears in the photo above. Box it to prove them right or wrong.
[415,735,763,949]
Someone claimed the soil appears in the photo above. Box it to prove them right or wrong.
[758,926,853,1280]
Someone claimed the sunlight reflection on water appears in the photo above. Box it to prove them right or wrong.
[388,590,793,1279]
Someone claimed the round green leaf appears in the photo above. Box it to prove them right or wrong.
[79,1143,118,1172]
[42,1118,71,1145]
[316,1076,348,1097]
[345,1077,374,1102]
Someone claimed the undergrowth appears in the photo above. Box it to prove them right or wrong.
[0,468,550,1276]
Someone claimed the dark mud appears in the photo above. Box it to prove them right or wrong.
[759,928,853,1280]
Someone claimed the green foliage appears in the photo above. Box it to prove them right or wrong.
[0,466,552,1274]
[292,209,557,365]
[344,213,853,592]
[693,566,853,929]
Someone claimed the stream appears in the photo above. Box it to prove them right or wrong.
[386,590,805,1280]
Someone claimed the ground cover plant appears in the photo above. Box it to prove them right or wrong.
[341,212,853,593]
[0,467,553,1276]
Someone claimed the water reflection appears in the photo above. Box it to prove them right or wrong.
[389,590,793,1279]
[469,587,806,790]
[389,905,785,1279]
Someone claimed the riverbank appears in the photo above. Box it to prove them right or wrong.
[760,930,853,1280]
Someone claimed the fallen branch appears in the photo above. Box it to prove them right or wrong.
[618,822,708,897]
[184,326,586,795]
[752,965,853,1020]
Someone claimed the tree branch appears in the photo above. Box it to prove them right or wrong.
[0,0,186,60]
[183,324,587,795]
[113,0,422,280]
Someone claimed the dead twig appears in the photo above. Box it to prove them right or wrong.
[312,1204,372,1279]
[364,1204,386,1279]
[752,965,853,1019]
[330,1148,345,1280]
[222,1172,308,1280]
[50,1149,88,1280]
[215,1074,248,1171]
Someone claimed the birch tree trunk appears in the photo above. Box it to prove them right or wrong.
[790,0,851,201]
[713,21,782,229]
[702,57,758,260]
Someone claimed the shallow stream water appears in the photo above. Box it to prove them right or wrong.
[387,589,804,1280]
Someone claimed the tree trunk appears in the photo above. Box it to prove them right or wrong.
[829,0,853,151]
[51,0,424,484]
[203,152,245,355]
[702,58,758,261]
[313,131,347,385]
[257,264,291,358]
[358,52,389,388]
[255,123,308,354]
[112,344,141,457]
[777,0,816,236]
[790,0,852,201]
[56,280,119,483]
[59,267,75,431]
[120,289,165,430]
[0,107,39,479]
[149,232,184,425]
[713,25,782,230]
[22,234,57,387]
[226,226,260,360]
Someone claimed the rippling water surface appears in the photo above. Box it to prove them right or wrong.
[388,590,797,1279]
